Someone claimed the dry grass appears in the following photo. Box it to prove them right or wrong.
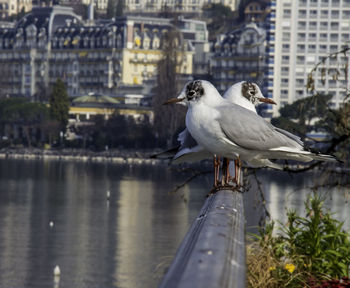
[246,241,281,288]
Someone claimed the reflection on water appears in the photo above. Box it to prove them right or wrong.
[0,159,209,288]
[0,159,349,288]
[245,170,350,233]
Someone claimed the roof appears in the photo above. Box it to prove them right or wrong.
[15,6,82,39]
[72,93,121,105]
[217,22,265,46]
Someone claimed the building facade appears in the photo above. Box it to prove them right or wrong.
[241,0,270,23]
[211,22,267,107]
[0,0,32,19]
[176,17,210,75]
[0,6,196,98]
[124,0,240,13]
[268,0,350,117]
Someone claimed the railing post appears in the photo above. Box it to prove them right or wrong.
[158,189,245,288]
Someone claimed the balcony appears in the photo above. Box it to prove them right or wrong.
[129,58,158,64]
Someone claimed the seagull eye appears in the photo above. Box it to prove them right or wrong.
[188,90,196,97]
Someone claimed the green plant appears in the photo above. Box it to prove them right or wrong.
[247,193,350,287]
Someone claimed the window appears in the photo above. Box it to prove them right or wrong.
[297,44,305,51]
[309,10,317,17]
[296,90,304,97]
[298,21,306,29]
[297,56,305,63]
[320,22,328,29]
[331,10,339,18]
[296,79,304,86]
[281,89,288,96]
[297,33,305,40]
[309,21,317,29]
[283,9,291,17]
[320,33,328,41]
[342,10,350,18]
[330,33,339,41]
[321,10,328,18]
[331,22,339,30]
[330,45,338,51]
[281,67,289,73]
[309,33,317,40]
[341,34,350,41]
[298,10,306,17]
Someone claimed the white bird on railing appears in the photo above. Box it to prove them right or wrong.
[164,80,337,191]
[161,81,278,186]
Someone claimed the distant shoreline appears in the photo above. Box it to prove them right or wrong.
[0,148,167,165]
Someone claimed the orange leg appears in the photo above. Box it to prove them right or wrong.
[223,157,231,185]
[233,159,238,184]
[236,157,242,186]
[213,155,221,188]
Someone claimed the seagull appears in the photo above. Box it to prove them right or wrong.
[162,81,280,186]
[171,82,280,166]
[164,80,337,190]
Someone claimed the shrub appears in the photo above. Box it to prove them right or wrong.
[247,193,350,287]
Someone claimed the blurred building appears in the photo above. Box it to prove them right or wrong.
[124,0,240,13]
[241,0,270,23]
[176,16,210,76]
[0,6,199,99]
[0,0,32,19]
[69,92,153,122]
[267,0,350,117]
[211,22,269,116]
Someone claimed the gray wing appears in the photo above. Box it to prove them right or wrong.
[218,104,304,151]
[274,127,304,146]
[178,128,198,149]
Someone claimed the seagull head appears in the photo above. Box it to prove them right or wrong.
[241,81,276,106]
[163,80,222,106]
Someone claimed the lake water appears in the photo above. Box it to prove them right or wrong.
[0,159,349,288]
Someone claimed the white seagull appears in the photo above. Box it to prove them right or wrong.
[170,81,279,169]
[164,80,337,189]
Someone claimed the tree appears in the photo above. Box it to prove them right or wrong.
[105,114,156,149]
[0,98,49,147]
[49,79,70,134]
[115,0,124,17]
[107,0,116,18]
[202,3,235,41]
[271,94,333,137]
[152,27,187,147]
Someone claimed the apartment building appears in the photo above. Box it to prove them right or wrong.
[268,0,350,117]
[124,0,239,13]
[0,6,196,98]
[211,22,267,102]
[0,0,32,19]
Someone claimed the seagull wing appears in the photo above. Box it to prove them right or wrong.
[178,128,198,149]
[274,127,304,146]
[218,104,303,151]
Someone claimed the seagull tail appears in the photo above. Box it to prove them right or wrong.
[150,147,178,160]
[310,153,339,162]
[247,159,283,170]
[264,160,284,170]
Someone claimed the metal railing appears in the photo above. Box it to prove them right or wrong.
[158,189,246,288]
